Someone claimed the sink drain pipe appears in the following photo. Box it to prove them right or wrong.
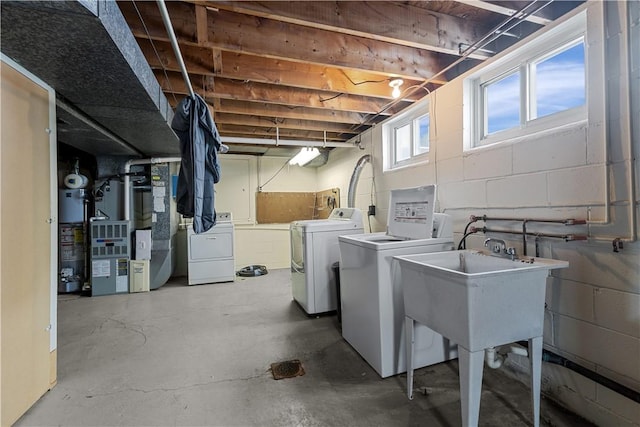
[485,344,529,369]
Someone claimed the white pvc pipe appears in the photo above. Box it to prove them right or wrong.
[587,2,637,243]
[124,157,181,221]
[485,347,505,369]
[485,344,529,370]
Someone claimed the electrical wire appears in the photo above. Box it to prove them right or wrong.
[259,158,291,190]
[340,69,389,86]
[319,93,345,103]
[347,0,555,136]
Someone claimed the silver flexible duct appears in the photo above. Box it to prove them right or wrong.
[347,154,371,208]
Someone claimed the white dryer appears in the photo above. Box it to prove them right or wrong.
[290,208,363,315]
[187,212,235,285]
[338,185,457,378]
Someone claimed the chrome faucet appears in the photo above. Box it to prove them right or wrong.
[484,238,518,260]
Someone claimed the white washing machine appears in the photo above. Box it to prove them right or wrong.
[290,208,363,315]
[187,212,235,285]
[338,185,458,378]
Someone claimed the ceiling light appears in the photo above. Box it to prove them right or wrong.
[289,147,321,166]
[389,79,404,99]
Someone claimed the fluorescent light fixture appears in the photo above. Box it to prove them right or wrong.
[389,78,404,99]
[289,147,321,166]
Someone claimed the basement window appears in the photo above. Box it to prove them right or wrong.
[466,10,586,149]
[384,104,430,170]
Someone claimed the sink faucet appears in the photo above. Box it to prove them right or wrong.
[484,238,518,260]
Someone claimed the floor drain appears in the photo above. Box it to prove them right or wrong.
[270,359,305,380]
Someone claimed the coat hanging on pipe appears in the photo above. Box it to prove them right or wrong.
[172,94,221,233]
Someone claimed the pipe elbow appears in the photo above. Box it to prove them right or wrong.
[485,347,505,369]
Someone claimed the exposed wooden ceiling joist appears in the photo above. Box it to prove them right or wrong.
[116,0,583,154]
[188,1,494,60]
[137,38,428,101]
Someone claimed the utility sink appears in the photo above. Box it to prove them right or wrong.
[394,249,569,427]
[395,249,568,352]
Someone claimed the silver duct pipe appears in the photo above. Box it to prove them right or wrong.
[347,154,371,208]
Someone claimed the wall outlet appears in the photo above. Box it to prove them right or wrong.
[368,205,376,216]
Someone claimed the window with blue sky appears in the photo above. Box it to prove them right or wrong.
[533,41,585,119]
[480,38,586,139]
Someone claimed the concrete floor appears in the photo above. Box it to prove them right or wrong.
[17,269,591,426]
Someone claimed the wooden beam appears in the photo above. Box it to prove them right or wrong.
[191,1,492,59]
[195,5,208,44]
[136,38,432,100]
[214,113,359,135]
[213,99,381,125]
[217,124,347,141]
[119,1,452,81]
[195,4,223,73]
[156,70,413,115]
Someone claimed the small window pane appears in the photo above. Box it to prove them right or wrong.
[394,123,411,162]
[485,72,520,135]
[415,114,430,154]
[533,41,585,119]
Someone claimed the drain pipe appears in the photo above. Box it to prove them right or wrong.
[485,344,529,369]
[124,157,181,221]
[347,154,371,208]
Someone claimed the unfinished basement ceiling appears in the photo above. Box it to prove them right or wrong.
[117,0,583,155]
[1,1,583,158]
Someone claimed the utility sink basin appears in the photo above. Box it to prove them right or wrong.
[394,249,569,427]
[395,249,568,352]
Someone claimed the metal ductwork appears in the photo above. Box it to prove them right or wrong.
[347,155,371,208]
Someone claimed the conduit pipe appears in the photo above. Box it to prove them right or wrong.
[124,157,181,221]
[156,0,194,99]
[475,226,588,242]
[348,0,554,134]
[348,155,371,208]
[221,136,355,149]
[586,2,637,244]
[470,215,587,226]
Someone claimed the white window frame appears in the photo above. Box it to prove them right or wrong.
[466,10,587,150]
[383,102,430,171]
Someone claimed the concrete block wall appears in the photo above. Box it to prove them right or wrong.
[318,2,639,425]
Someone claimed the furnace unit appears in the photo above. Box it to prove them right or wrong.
[90,220,130,296]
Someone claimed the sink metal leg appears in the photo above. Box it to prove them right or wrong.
[459,347,484,427]
[529,336,543,427]
[405,316,415,400]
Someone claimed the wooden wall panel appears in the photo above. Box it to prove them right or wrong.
[1,60,54,426]
[256,188,340,223]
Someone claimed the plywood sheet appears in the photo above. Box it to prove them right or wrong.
[313,188,340,220]
[256,188,340,223]
[1,60,54,426]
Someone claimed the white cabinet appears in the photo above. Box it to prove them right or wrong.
[187,221,235,285]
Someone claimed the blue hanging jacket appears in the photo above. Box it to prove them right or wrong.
[172,94,221,233]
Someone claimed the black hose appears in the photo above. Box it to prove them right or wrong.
[514,341,640,404]
[542,350,640,403]
[457,229,478,250]
[236,265,268,277]
[460,217,480,249]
